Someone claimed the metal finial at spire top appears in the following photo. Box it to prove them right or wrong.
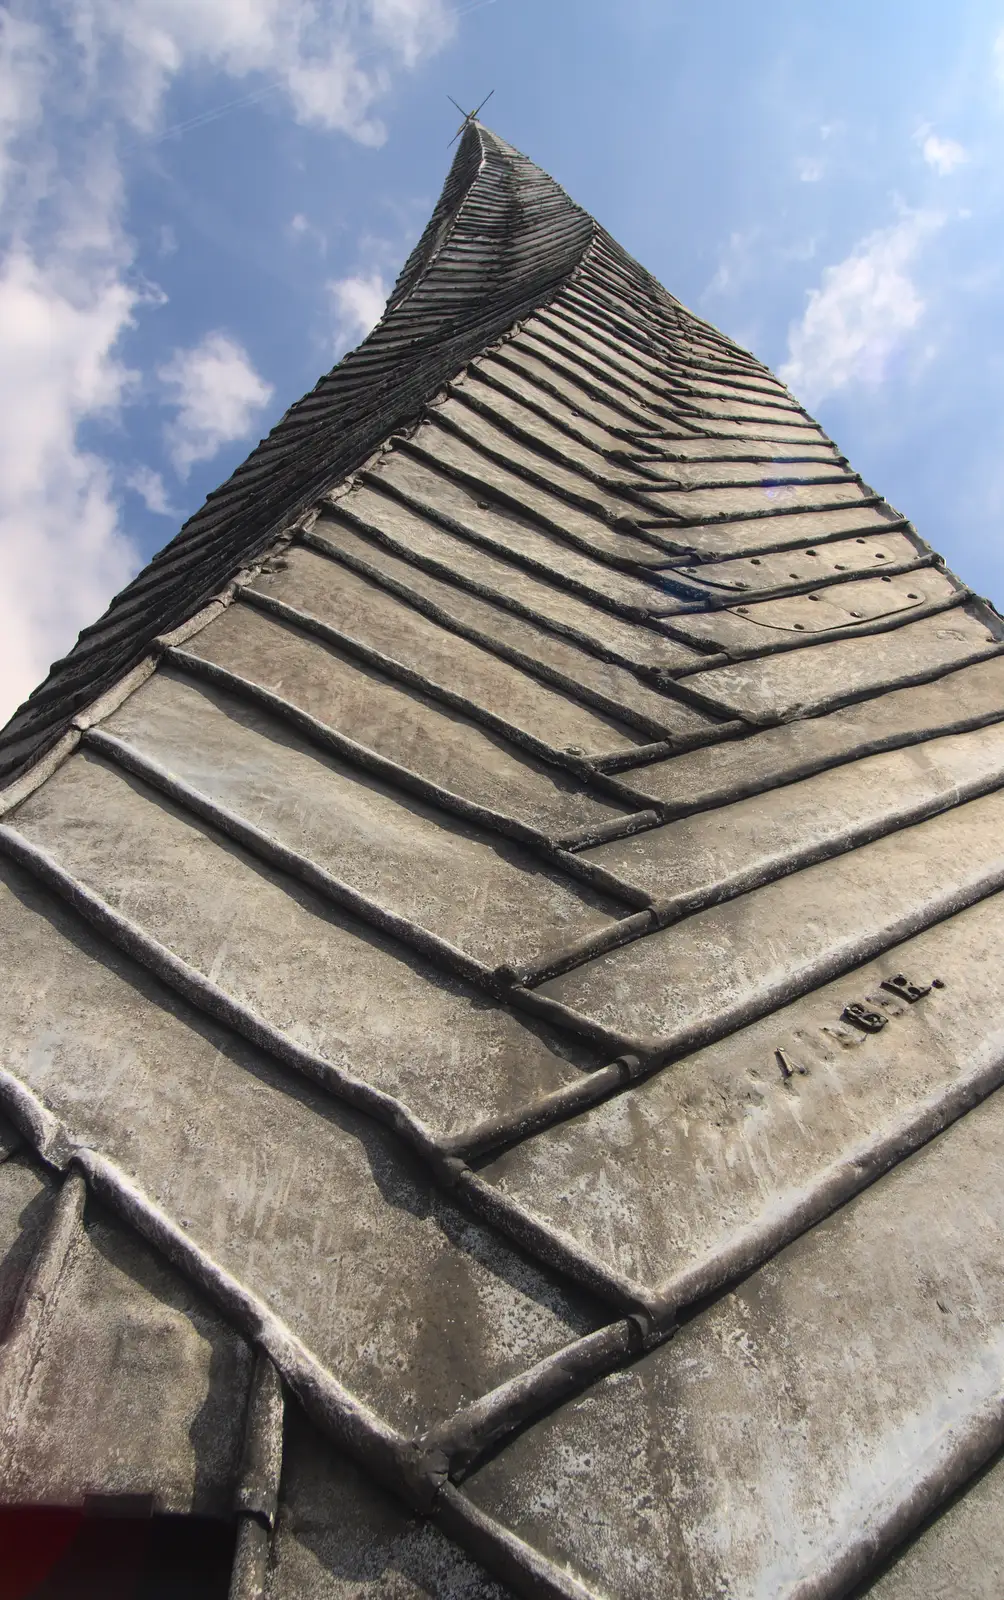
[447,89,494,145]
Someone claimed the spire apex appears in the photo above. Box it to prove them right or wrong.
[447,88,494,144]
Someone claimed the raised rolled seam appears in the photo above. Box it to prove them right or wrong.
[667,645,1004,733]
[500,908,657,990]
[0,821,446,1164]
[553,810,662,853]
[422,1318,638,1479]
[633,858,1004,1077]
[782,1389,1004,1600]
[647,1041,1004,1329]
[162,639,565,852]
[620,699,1004,824]
[693,552,935,615]
[82,724,498,992]
[0,826,645,1316]
[374,436,681,626]
[457,1167,652,1314]
[70,1145,429,1506]
[423,399,693,551]
[304,517,680,741]
[438,1053,643,1162]
[314,493,722,719]
[234,586,601,781]
[670,588,977,678]
[638,764,1004,935]
[434,1482,603,1600]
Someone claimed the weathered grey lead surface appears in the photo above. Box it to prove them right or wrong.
[267,1407,509,1599]
[480,889,1004,1301]
[243,543,646,757]
[0,858,601,1436]
[99,673,621,968]
[175,609,629,834]
[585,721,1004,903]
[306,513,703,732]
[4,773,599,1138]
[1,1193,252,1515]
[684,604,999,722]
[0,1150,52,1346]
[623,652,1004,810]
[465,1086,1004,1600]
[540,787,1004,1050]
[2,114,1004,1600]
[861,1451,1004,1599]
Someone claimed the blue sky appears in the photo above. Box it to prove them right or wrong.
[2,0,1003,723]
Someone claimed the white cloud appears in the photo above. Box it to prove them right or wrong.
[919,132,968,176]
[329,270,389,352]
[703,228,762,301]
[781,235,818,265]
[0,247,141,721]
[159,331,273,476]
[0,11,143,724]
[0,0,455,727]
[126,464,177,515]
[289,210,327,252]
[371,0,450,68]
[779,211,944,407]
[796,157,823,183]
[0,11,48,208]
[76,0,456,145]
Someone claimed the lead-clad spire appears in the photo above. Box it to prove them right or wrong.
[2,120,1004,1600]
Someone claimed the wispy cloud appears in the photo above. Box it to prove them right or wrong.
[780,211,944,407]
[0,12,47,207]
[289,211,327,253]
[126,464,177,516]
[796,157,823,183]
[83,0,457,146]
[159,331,273,476]
[703,228,762,300]
[916,126,968,176]
[329,269,390,352]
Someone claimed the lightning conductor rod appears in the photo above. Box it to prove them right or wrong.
[448,89,495,144]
